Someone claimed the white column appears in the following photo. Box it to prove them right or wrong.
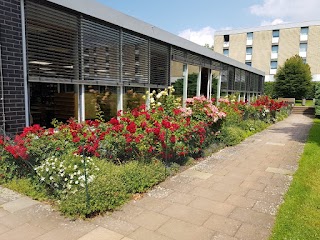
[146,87,151,110]
[182,64,188,108]
[20,0,30,127]
[76,84,85,122]
[216,70,222,105]
[242,92,246,102]
[117,86,123,115]
[196,67,202,97]
[237,93,241,102]
[247,92,251,103]
[208,69,213,100]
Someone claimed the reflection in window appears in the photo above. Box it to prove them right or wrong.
[30,83,77,127]
[272,30,279,38]
[223,49,229,56]
[85,85,117,121]
[123,87,146,112]
[271,61,278,69]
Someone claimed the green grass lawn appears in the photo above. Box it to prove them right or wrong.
[295,99,314,106]
[270,118,320,240]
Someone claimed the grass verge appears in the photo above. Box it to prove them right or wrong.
[270,118,320,240]
[295,99,314,106]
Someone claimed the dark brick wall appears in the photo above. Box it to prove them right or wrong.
[0,0,26,134]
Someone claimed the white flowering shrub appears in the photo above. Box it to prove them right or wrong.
[34,153,99,195]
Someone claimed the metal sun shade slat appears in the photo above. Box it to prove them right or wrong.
[150,41,170,86]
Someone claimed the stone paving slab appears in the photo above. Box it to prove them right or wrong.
[0,114,314,240]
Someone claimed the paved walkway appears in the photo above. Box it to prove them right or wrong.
[0,114,314,240]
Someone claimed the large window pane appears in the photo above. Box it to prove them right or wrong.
[85,85,117,121]
[30,83,78,126]
[123,87,146,112]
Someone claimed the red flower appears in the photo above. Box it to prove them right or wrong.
[126,122,137,134]
[109,117,119,125]
[170,135,176,143]
[162,119,171,129]
[140,121,147,129]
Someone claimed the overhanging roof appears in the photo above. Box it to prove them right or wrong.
[46,0,264,76]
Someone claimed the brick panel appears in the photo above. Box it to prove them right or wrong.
[278,28,300,66]
[214,35,224,54]
[229,33,246,63]
[251,31,272,74]
[0,0,26,134]
[306,25,320,75]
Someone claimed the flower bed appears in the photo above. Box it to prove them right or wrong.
[0,88,290,218]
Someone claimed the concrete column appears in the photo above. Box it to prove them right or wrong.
[242,92,246,102]
[196,66,202,97]
[237,93,241,102]
[183,64,188,108]
[247,92,251,103]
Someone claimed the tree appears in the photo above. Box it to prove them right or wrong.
[274,55,312,99]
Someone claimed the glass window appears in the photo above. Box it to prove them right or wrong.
[302,58,307,64]
[301,27,309,36]
[272,30,279,38]
[246,47,252,55]
[272,45,278,53]
[85,85,117,121]
[123,87,146,112]
[30,83,78,127]
[247,32,253,40]
[223,49,229,56]
[245,62,252,66]
[300,43,307,52]
[271,61,278,69]
[223,35,229,42]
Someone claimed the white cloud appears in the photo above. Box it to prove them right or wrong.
[260,18,287,26]
[250,0,320,22]
[178,26,215,47]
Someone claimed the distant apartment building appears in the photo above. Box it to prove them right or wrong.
[214,21,320,82]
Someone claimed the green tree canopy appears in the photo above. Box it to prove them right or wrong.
[274,55,312,99]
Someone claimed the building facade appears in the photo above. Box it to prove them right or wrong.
[0,0,264,134]
[214,21,320,82]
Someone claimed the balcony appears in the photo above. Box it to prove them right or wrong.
[300,35,308,41]
[270,69,277,75]
[223,42,229,48]
[271,52,278,59]
[272,37,279,44]
[299,51,307,58]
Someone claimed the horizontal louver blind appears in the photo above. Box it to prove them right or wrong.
[81,18,120,82]
[234,68,241,91]
[241,70,246,91]
[25,0,79,81]
[187,52,202,66]
[172,47,187,63]
[150,41,169,86]
[122,31,149,84]
[228,66,235,91]
[221,64,228,91]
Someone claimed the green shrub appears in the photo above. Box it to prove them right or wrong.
[58,159,166,218]
[219,126,247,146]
[4,178,48,201]
[315,83,320,117]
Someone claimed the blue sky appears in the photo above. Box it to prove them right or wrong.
[96,0,320,46]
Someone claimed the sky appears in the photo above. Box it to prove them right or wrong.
[96,0,320,47]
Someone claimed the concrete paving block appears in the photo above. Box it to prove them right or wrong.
[77,227,124,240]
[1,197,38,213]
[0,223,47,240]
[129,211,169,231]
[181,169,213,180]
[265,167,294,175]
[204,214,241,236]
[157,218,214,240]
[129,227,172,240]
[189,197,235,217]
